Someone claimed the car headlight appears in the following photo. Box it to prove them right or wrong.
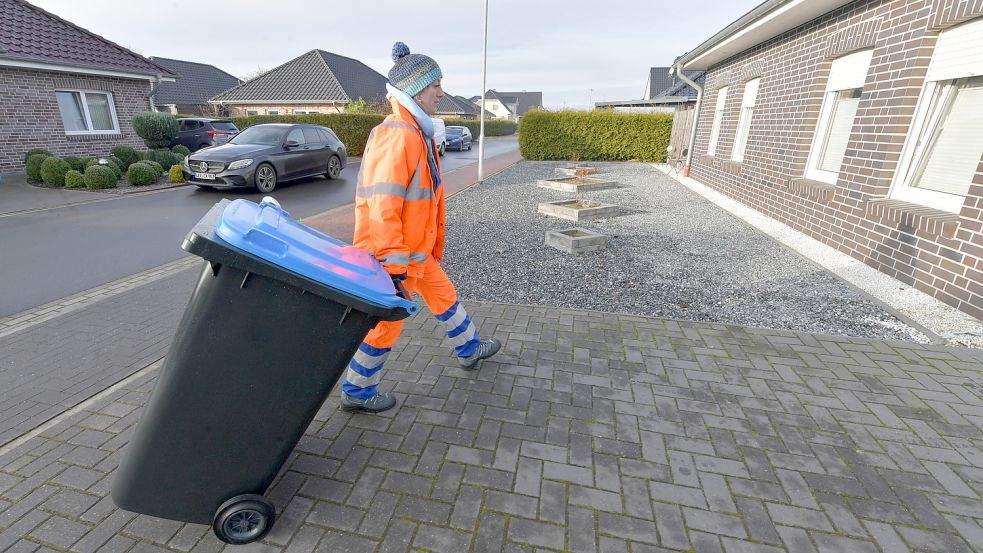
[182,156,190,169]
[227,159,253,170]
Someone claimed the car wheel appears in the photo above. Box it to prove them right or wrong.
[439,142,446,156]
[326,156,342,180]
[467,142,472,151]
[254,163,277,193]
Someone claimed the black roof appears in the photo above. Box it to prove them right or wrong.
[646,67,704,99]
[149,57,241,105]
[211,49,386,104]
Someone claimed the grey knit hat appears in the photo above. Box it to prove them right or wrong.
[387,42,442,97]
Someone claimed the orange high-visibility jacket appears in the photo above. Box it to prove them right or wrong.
[353,96,445,278]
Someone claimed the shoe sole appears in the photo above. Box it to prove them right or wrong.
[340,400,396,413]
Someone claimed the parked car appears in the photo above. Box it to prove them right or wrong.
[432,117,446,156]
[171,118,240,152]
[183,123,347,193]
[446,125,472,151]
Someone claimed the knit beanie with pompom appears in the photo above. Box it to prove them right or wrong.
[387,41,442,97]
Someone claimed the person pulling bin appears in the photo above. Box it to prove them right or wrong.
[111,197,417,545]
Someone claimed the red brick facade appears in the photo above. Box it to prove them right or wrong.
[0,67,151,173]
[689,0,983,320]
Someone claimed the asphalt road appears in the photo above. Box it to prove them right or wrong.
[0,139,518,317]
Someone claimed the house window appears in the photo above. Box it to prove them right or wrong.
[731,78,760,162]
[891,17,983,213]
[55,90,119,134]
[293,109,318,114]
[245,110,259,116]
[267,110,279,115]
[706,86,728,156]
[804,49,873,184]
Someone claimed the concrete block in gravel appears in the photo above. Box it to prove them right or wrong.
[545,228,608,254]
[537,177,619,193]
[538,199,619,222]
[554,166,601,177]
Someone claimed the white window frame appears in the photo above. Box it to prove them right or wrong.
[804,49,873,185]
[292,109,318,115]
[266,110,279,115]
[707,86,728,156]
[889,17,983,213]
[732,78,761,162]
[55,89,120,135]
[245,110,259,116]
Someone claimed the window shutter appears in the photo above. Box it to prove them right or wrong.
[925,17,983,82]
[913,79,983,196]
[826,49,873,92]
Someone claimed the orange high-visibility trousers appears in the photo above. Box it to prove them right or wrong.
[342,257,481,399]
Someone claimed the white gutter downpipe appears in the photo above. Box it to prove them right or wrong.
[669,64,702,177]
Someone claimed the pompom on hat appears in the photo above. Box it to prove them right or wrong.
[387,41,442,97]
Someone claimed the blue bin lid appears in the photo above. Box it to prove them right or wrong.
[214,197,418,315]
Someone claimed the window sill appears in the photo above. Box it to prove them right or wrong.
[865,198,959,239]
[66,133,123,141]
[721,160,742,175]
[787,178,836,203]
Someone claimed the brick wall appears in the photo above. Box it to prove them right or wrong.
[688,0,983,320]
[0,67,151,173]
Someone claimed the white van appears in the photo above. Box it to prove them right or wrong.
[431,117,446,156]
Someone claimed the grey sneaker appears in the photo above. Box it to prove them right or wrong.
[341,391,396,413]
[458,338,501,370]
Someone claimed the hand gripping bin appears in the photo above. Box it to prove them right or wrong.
[111,197,417,544]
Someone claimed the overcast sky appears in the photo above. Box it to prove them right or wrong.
[30,0,754,109]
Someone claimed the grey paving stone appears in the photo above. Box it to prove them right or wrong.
[508,518,565,550]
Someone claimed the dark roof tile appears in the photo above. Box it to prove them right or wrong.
[0,0,174,77]
[149,57,240,105]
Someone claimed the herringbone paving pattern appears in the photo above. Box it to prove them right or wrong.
[1,302,983,552]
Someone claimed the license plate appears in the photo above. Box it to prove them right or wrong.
[194,172,215,180]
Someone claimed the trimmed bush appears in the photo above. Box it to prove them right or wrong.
[83,165,116,190]
[84,158,101,169]
[111,145,141,169]
[168,164,185,183]
[518,110,673,162]
[63,156,85,172]
[145,149,180,171]
[79,156,95,167]
[40,157,72,186]
[127,162,158,185]
[443,118,516,140]
[143,160,164,176]
[65,170,85,189]
[132,112,179,149]
[26,153,50,182]
[230,113,385,156]
[25,148,53,165]
[171,144,191,157]
[106,159,123,179]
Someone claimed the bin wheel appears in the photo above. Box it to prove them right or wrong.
[212,494,275,545]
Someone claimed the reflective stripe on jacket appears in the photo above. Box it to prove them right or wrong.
[353,97,446,277]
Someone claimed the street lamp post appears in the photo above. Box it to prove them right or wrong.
[478,0,489,183]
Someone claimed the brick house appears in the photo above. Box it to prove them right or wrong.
[210,50,387,117]
[673,0,983,320]
[471,90,543,122]
[0,0,175,174]
[148,57,240,116]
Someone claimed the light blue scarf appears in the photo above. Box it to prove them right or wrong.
[386,83,440,188]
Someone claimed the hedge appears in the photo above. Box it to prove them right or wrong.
[443,118,516,139]
[230,114,386,156]
[65,170,85,189]
[40,157,72,186]
[518,110,673,162]
[84,165,116,190]
[145,149,181,171]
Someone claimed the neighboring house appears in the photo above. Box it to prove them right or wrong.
[0,0,175,174]
[674,0,983,319]
[435,95,493,120]
[210,49,387,117]
[148,57,241,116]
[472,90,542,121]
[595,66,705,113]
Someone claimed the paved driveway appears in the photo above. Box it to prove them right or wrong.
[1,302,982,552]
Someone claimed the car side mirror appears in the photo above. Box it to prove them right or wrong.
[284,140,299,148]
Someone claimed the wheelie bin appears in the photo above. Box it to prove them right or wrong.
[111,197,417,544]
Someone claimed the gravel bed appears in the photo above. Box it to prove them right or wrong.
[442,161,930,343]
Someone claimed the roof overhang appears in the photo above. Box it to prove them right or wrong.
[208,99,347,104]
[676,0,855,71]
[595,97,694,108]
[0,57,176,81]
